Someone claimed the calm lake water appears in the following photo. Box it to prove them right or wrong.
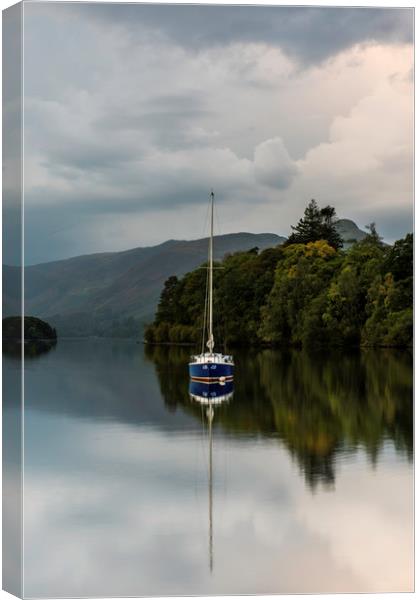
[4,339,413,596]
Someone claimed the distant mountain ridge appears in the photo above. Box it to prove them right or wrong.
[3,221,368,337]
[336,219,368,248]
[4,232,285,336]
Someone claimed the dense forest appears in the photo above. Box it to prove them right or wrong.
[145,201,413,348]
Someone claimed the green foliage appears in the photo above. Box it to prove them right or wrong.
[155,276,181,323]
[215,247,282,345]
[3,316,57,340]
[146,210,412,349]
[3,316,58,358]
[145,244,284,347]
[260,240,339,345]
[286,199,343,249]
[361,232,413,347]
[383,232,413,281]
[321,227,387,345]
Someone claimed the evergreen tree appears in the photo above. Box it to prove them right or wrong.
[286,199,343,249]
[363,222,382,245]
[320,205,343,249]
[155,276,180,324]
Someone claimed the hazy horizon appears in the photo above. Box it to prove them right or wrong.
[17,215,412,268]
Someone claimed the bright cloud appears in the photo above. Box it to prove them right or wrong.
[254,137,298,189]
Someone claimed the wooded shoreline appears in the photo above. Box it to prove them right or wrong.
[145,202,413,350]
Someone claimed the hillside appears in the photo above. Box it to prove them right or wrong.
[2,220,368,338]
[4,232,285,337]
[336,219,367,248]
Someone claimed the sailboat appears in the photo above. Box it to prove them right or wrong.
[189,380,233,572]
[189,191,234,382]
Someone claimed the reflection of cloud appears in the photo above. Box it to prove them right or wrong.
[296,450,414,592]
[3,470,22,593]
[23,412,413,596]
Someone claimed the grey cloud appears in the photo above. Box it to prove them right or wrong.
[26,169,239,217]
[137,99,214,147]
[18,3,413,264]
[3,4,23,267]
[3,3,22,106]
[23,195,163,265]
[72,4,413,65]
[94,109,213,150]
[96,91,211,131]
[22,203,102,266]
[146,92,208,111]
[254,138,298,189]
[22,185,225,264]
[3,204,22,267]
[46,144,136,171]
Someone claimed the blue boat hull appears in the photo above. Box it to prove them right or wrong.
[189,380,234,400]
[189,361,234,381]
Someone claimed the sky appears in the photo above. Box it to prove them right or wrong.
[5,2,414,264]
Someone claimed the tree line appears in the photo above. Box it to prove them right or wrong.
[145,200,413,348]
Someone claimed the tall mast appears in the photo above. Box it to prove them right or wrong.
[207,191,214,354]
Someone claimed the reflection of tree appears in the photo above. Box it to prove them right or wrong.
[257,349,413,488]
[144,345,190,412]
[3,339,57,360]
[145,345,413,489]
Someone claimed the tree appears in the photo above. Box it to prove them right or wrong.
[155,276,180,324]
[259,240,339,346]
[383,233,413,281]
[320,205,343,249]
[362,273,412,347]
[286,199,343,249]
[364,222,382,245]
[361,232,413,347]
[322,230,386,345]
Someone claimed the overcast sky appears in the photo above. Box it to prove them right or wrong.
[11,3,414,264]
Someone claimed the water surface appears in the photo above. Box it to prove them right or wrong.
[5,340,412,596]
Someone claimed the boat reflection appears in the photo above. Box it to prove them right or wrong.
[189,380,233,573]
[189,380,234,405]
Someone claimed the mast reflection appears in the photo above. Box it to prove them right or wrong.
[189,380,233,573]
